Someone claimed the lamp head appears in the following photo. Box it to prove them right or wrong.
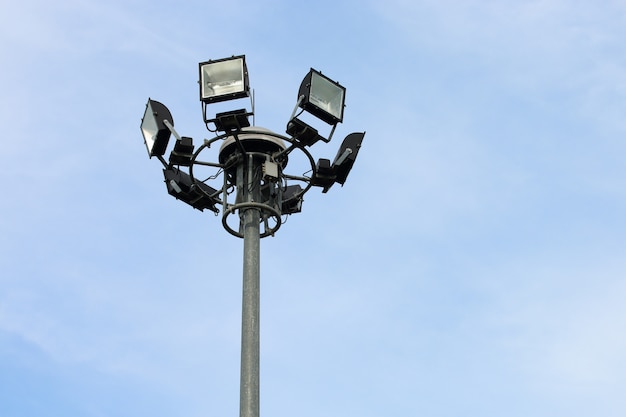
[169,137,194,166]
[214,109,251,132]
[141,99,173,157]
[298,68,345,125]
[311,158,336,193]
[199,55,249,104]
[163,168,219,213]
[286,117,324,146]
[332,132,365,185]
[281,184,304,214]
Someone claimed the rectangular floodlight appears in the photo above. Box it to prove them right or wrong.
[332,132,365,185]
[141,99,173,157]
[199,55,249,103]
[163,168,219,213]
[298,68,345,125]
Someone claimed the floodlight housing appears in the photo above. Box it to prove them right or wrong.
[141,99,173,157]
[298,68,345,125]
[311,158,335,192]
[286,117,324,146]
[169,137,194,166]
[332,132,365,185]
[214,109,251,132]
[199,55,249,104]
[281,184,303,214]
[163,168,219,213]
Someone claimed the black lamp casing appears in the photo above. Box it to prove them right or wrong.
[332,132,365,185]
[169,137,195,166]
[163,168,219,213]
[281,184,303,214]
[311,158,336,192]
[214,109,251,132]
[286,117,324,146]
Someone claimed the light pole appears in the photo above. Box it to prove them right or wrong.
[140,55,365,417]
[239,152,262,417]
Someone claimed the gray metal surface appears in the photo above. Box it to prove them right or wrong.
[239,155,261,417]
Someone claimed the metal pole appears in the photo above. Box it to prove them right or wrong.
[240,155,261,417]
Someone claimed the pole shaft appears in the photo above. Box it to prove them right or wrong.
[240,156,261,417]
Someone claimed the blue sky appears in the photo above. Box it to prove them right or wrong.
[1,0,626,416]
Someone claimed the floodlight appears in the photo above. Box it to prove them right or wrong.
[332,132,365,185]
[199,55,249,103]
[141,99,173,157]
[214,109,251,132]
[298,68,345,125]
[286,118,324,146]
[163,168,219,213]
[281,184,303,214]
[169,137,194,166]
[311,158,335,192]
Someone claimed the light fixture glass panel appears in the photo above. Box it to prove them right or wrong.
[140,99,172,157]
[201,58,245,101]
[310,71,345,122]
[141,101,159,153]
